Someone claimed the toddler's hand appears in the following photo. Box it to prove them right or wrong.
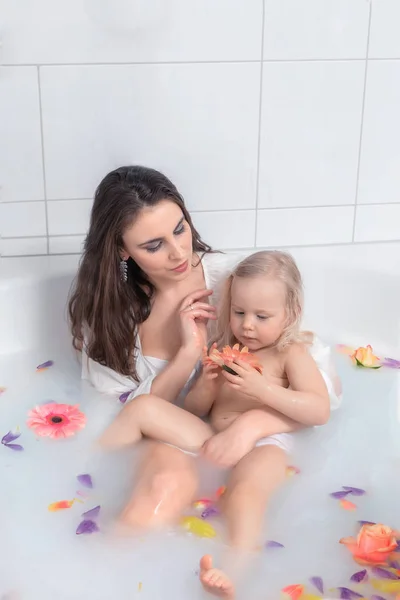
[221,358,265,401]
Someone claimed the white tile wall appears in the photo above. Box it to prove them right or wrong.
[354,204,400,243]
[264,0,370,60]
[258,61,364,208]
[0,67,44,202]
[369,0,400,58]
[256,207,354,248]
[0,237,48,257]
[1,0,263,64]
[1,0,400,257]
[192,211,256,250]
[49,236,86,255]
[1,202,47,237]
[39,64,260,210]
[47,200,92,235]
[357,61,400,205]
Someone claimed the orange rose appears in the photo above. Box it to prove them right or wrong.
[340,523,398,565]
[203,343,263,374]
[352,345,381,368]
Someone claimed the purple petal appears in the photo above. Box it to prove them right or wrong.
[82,505,101,519]
[330,490,351,499]
[1,430,21,445]
[77,473,93,488]
[371,566,400,580]
[381,357,400,369]
[371,596,387,600]
[350,570,367,583]
[4,443,24,451]
[201,506,220,519]
[342,486,366,496]
[119,391,131,404]
[37,360,54,370]
[76,519,99,535]
[389,559,400,570]
[265,540,285,549]
[337,588,363,599]
[358,520,375,525]
[310,576,324,593]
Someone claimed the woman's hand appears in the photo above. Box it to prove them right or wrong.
[201,344,220,383]
[179,289,216,358]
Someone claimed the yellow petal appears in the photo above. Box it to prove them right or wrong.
[371,579,400,594]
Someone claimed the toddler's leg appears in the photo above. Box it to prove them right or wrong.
[203,407,301,467]
[199,444,287,598]
[99,393,213,451]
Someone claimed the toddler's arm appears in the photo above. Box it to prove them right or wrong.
[256,344,330,426]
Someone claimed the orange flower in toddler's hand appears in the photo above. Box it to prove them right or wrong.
[203,343,263,375]
[340,523,398,566]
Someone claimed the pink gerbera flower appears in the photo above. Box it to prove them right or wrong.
[27,403,86,439]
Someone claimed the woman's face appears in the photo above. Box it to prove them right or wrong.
[121,200,194,283]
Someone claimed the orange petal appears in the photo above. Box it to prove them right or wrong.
[340,499,357,511]
[281,584,304,600]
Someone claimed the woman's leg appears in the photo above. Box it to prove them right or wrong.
[199,444,287,598]
[120,441,199,530]
[100,393,213,451]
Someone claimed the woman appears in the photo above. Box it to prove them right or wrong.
[69,165,341,598]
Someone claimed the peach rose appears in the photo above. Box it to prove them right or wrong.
[340,523,398,565]
[352,345,381,368]
[203,343,263,374]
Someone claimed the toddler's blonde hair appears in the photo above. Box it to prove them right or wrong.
[213,250,308,351]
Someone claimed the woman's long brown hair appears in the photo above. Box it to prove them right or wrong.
[68,165,212,380]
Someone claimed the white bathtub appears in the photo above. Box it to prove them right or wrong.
[1,243,400,357]
[1,244,400,600]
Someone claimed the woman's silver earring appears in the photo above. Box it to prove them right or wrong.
[120,259,128,283]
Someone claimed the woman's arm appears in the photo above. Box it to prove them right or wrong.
[184,371,219,417]
[147,289,217,403]
[150,347,201,403]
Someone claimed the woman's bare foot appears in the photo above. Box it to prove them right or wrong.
[199,555,235,598]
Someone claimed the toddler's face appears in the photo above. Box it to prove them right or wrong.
[229,275,287,351]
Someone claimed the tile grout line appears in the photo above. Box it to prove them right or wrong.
[254,0,266,247]
[3,202,400,209]
[37,66,50,253]
[352,2,372,243]
[4,238,400,259]
[2,58,400,68]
